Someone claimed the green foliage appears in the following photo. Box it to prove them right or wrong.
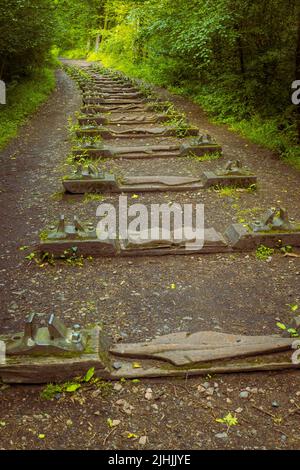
[276,302,299,338]
[0,68,55,149]
[280,245,293,254]
[61,49,88,60]
[83,194,105,204]
[255,245,275,261]
[216,412,238,431]
[288,304,299,313]
[276,322,287,331]
[40,367,110,400]
[54,0,108,54]
[228,118,300,170]
[0,0,55,81]
[216,186,240,199]
[2,0,300,166]
[40,380,81,399]
[83,367,95,382]
[276,322,298,337]
[65,383,81,392]
[40,383,63,400]
[164,104,194,137]
[64,0,300,165]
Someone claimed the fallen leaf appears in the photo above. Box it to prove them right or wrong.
[132,362,142,369]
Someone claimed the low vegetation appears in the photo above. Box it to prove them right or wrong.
[0,68,55,149]
[54,0,300,168]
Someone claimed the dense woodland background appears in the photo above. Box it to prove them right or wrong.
[0,0,300,163]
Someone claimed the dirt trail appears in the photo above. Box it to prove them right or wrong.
[0,62,299,450]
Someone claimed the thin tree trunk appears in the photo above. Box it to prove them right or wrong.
[95,34,100,53]
[237,35,245,76]
[101,10,109,43]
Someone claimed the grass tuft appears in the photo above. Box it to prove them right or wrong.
[0,68,55,149]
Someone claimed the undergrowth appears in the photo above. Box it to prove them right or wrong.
[0,68,55,149]
[90,52,300,170]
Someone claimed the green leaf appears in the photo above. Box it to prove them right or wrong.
[276,322,287,330]
[216,413,238,427]
[107,418,113,428]
[25,252,36,261]
[83,367,95,382]
[287,328,299,337]
[65,383,81,393]
[288,304,299,313]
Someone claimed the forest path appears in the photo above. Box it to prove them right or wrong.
[0,63,299,449]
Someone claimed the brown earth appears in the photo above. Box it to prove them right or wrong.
[0,61,299,450]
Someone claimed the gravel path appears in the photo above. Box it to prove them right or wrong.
[0,63,299,450]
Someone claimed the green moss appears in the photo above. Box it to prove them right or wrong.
[83,193,105,204]
[189,151,222,162]
[40,383,63,400]
[158,361,213,371]
[250,224,300,234]
[50,191,64,201]
[215,186,240,198]
[39,230,49,241]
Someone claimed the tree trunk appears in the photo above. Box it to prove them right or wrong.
[95,34,100,53]
[237,35,245,76]
[101,10,109,43]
